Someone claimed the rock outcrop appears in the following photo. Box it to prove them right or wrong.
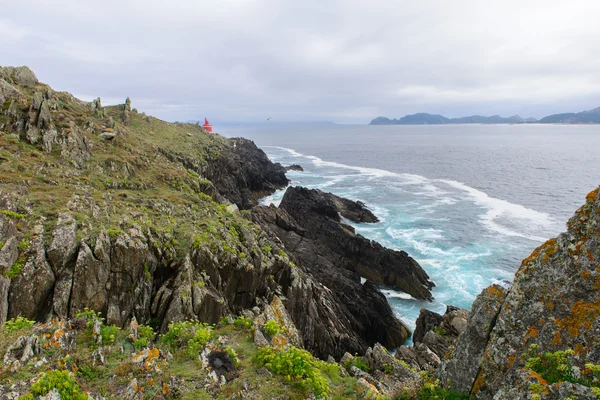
[439,187,600,399]
[272,186,433,299]
[203,138,289,209]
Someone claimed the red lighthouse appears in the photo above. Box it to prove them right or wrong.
[202,118,213,133]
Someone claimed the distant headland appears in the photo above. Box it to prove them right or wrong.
[370,106,600,125]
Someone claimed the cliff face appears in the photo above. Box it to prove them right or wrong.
[0,66,419,363]
[439,187,600,399]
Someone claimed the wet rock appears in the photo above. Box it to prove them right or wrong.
[413,308,444,343]
[252,204,411,359]
[277,186,433,299]
[285,164,304,172]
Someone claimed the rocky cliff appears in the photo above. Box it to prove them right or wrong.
[0,66,423,364]
[438,186,600,399]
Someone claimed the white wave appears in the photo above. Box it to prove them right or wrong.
[380,289,415,300]
[437,179,554,242]
[265,145,554,242]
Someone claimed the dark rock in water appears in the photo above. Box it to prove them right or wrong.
[204,138,289,209]
[252,204,410,359]
[413,309,444,344]
[439,187,600,399]
[277,186,433,299]
[327,191,379,223]
[285,164,304,172]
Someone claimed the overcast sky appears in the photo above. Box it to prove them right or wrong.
[2,0,600,123]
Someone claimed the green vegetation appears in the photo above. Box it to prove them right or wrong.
[525,344,600,397]
[233,316,253,330]
[432,326,446,336]
[5,255,27,278]
[160,320,213,356]
[344,356,370,373]
[264,319,282,337]
[255,346,331,398]
[0,209,26,219]
[20,370,88,400]
[3,316,35,333]
[395,380,471,399]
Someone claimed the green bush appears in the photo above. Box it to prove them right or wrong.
[4,316,35,333]
[264,319,281,337]
[525,344,600,391]
[255,346,330,398]
[75,308,103,329]
[100,325,119,345]
[160,320,212,356]
[21,370,88,400]
[233,316,253,330]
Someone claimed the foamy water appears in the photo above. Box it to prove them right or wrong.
[259,145,560,337]
[225,123,599,340]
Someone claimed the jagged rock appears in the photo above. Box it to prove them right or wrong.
[255,296,302,347]
[131,348,167,372]
[3,335,41,370]
[8,224,55,320]
[325,191,379,223]
[285,164,304,172]
[252,204,411,359]
[92,347,105,365]
[48,213,78,319]
[0,79,22,105]
[415,343,441,370]
[201,138,289,209]
[3,66,38,86]
[276,186,433,299]
[365,343,421,388]
[91,97,102,116]
[421,331,449,359]
[59,121,92,168]
[438,285,507,392]
[395,346,420,371]
[99,131,116,140]
[413,308,444,343]
[356,378,384,399]
[69,240,110,318]
[124,97,131,111]
[129,316,139,342]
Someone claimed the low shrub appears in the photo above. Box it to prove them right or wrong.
[264,319,281,337]
[160,320,212,356]
[255,346,330,398]
[20,370,88,400]
[233,316,253,330]
[4,316,35,333]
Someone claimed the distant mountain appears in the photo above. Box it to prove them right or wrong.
[370,113,536,125]
[370,107,600,125]
[538,107,600,123]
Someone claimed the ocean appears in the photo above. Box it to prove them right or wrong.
[221,124,600,337]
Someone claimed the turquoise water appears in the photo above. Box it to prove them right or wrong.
[222,124,600,334]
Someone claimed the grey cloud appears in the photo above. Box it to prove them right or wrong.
[1,0,600,123]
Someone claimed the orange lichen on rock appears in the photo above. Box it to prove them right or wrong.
[471,370,485,394]
[524,326,539,342]
[552,330,562,346]
[585,187,599,203]
[525,369,550,386]
[486,286,505,300]
[554,299,600,337]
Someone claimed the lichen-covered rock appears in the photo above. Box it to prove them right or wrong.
[8,224,55,320]
[3,66,38,86]
[440,187,600,398]
[438,284,507,392]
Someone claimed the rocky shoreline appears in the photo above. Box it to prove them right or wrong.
[1,66,599,399]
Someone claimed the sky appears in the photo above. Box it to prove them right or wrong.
[2,0,600,124]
